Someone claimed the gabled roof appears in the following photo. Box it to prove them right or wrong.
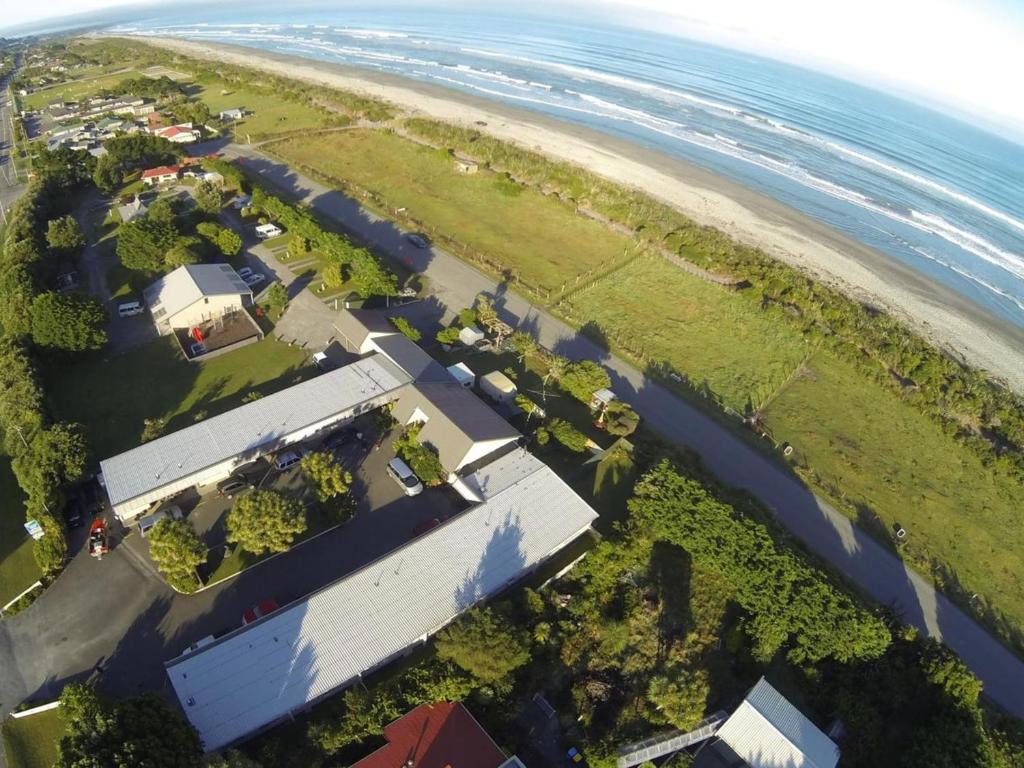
[369,333,449,382]
[141,164,180,179]
[143,264,251,320]
[394,381,520,471]
[166,449,597,752]
[334,308,396,350]
[352,702,506,768]
[713,678,839,768]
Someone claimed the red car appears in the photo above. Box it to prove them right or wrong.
[88,518,109,558]
[242,599,279,625]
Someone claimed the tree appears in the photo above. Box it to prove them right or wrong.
[165,237,202,268]
[393,423,446,485]
[475,294,498,331]
[194,181,222,215]
[93,154,122,195]
[308,685,402,755]
[288,235,311,258]
[32,510,68,579]
[58,684,203,768]
[141,417,167,443]
[603,399,640,436]
[436,607,530,685]
[12,422,89,511]
[104,133,183,168]
[506,331,538,362]
[300,450,352,502]
[322,262,345,289]
[117,217,177,271]
[226,489,306,555]
[148,518,206,593]
[458,307,477,328]
[559,360,611,403]
[0,263,37,338]
[548,418,589,452]
[46,215,85,254]
[647,669,710,730]
[196,222,241,257]
[266,282,288,311]
[205,751,262,768]
[351,255,397,298]
[389,316,421,341]
[31,292,107,351]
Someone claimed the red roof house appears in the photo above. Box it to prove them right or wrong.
[141,165,181,185]
[352,702,507,768]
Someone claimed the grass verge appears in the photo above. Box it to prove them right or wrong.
[2,709,66,768]
[0,459,41,608]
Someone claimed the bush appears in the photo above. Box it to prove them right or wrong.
[436,607,530,685]
[436,326,461,345]
[300,450,352,502]
[458,307,477,328]
[45,215,85,253]
[148,518,206,593]
[31,511,67,579]
[548,418,589,452]
[559,360,611,404]
[266,282,288,310]
[31,292,107,351]
[226,489,307,555]
[393,422,446,485]
[389,316,421,341]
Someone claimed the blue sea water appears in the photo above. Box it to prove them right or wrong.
[110,7,1024,328]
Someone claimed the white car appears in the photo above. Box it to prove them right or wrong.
[244,272,266,287]
[274,450,302,471]
[386,457,424,496]
[138,505,184,537]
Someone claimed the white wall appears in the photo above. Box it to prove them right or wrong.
[168,295,246,331]
[456,436,519,471]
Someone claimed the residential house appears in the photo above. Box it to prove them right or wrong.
[143,264,253,335]
[140,164,180,185]
[117,196,148,223]
[154,122,200,144]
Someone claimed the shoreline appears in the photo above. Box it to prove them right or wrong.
[129,35,1024,392]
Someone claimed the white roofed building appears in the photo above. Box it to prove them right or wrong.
[144,264,253,336]
[166,449,598,752]
[99,355,411,520]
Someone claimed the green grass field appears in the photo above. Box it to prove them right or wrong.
[270,130,631,293]
[2,709,65,768]
[562,256,810,413]
[192,76,336,140]
[45,336,313,459]
[763,350,1024,637]
[22,69,138,110]
[0,459,41,608]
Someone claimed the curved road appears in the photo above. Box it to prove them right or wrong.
[2,141,1022,728]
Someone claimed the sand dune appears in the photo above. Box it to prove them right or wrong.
[132,35,1024,392]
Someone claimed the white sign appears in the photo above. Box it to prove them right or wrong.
[24,519,44,540]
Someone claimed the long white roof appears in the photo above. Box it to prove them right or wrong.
[715,678,839,768]
[166,450,597,752]
[100,355,410,508]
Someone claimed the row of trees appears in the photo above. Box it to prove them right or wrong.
[250,186,397,298]
[404,117,1024,483]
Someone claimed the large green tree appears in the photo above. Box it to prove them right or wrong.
[57,683,203,768]
[31,292,108,351]
[92,154,122,195]
[435,607,530,685]
[194,181,222,215]
[12,422,89,511]
[45,215,85,254]
[300,450,352,503]
[0,263,37,338]
[226,489,306,555]
[116,216,177,272]
[548,418,589,452]
[148,518,206,593]
[559,360,611,404]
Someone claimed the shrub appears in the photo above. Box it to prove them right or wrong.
[226,489,307,555]
[390,315,421,341]
[148,518,206,593]
[31,292,107,351]
[393,422,446,484]
[436,326,461,345]
[559,360,611,404]
[548,418,589,452]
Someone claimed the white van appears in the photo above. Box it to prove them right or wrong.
[387,457,424,496]
[118,301,144,318]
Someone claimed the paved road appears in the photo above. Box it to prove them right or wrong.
[221,142,1024,718]
[0,79,27,223]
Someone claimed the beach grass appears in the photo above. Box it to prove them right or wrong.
[192,75,337,140]
[269,129,631,293]
[44,336,313,459]
[562,256,810,413]
[764,350,1024,637]
[0,459,41,609]
[1,709,66,768]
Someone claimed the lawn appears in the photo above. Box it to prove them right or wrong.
[21,69,139,110]
[2,709,66,768]
[44,336,313,459]
[191,76,336,140]
[562,256,810,413]
[0,459,41,608]
[105,262,159,301]
[269,130,631,293]
[763,350,1024,643]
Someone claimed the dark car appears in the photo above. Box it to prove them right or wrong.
[323,428,358,453]
[406,233,430,249]
[62,499,84,529]
[217,474,252,498]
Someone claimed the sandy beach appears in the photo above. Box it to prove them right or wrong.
[134,35,1024,392]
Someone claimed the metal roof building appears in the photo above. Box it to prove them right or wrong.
[694,678,839,768]
[100,355,410,520]
[166,449,597,752]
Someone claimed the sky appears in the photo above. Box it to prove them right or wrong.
[4,0,1023,133]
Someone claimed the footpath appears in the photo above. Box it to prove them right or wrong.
[223,141,1024,718]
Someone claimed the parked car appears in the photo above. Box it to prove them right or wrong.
[236,266,253,279]
[386,457,424,496]
[244,272,266,287]
[406,233,429,249]
[117,300,144,318]
[217,474,252,498]
[274,450,302,471]
[62,499,84,529]
[322,428,357,453]
[243,598,279,625]
[137,505,184,537]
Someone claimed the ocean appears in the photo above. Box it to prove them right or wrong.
[109,6,1024,329]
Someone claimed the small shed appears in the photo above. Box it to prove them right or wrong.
[480,371,517,404]
[454,157,479,175]
[446,362,475,389]
[219,108,244,121]
[590,387,617,411]
[458,326,485,347]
